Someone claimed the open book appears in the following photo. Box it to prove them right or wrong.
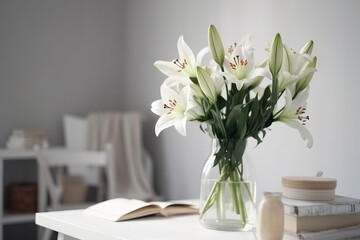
[83,198,198,221]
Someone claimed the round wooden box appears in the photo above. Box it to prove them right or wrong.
[282,176,337,201]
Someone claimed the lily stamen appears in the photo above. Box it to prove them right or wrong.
[163,99,178,115]
[230,56,248,70]
[296,107,309,125]
[164,104,174,114]
[168,99,177,107]
[173,59,188,72]
[227,43,237,54]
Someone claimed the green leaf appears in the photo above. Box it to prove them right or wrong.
[216,95,227,110]
[231,86,246,107]
[214,145,226,167]
[226,105,242,129]
[252,133,263,146]
[210,109,226,138]
[234,139,246,159]
[238,105,250,139]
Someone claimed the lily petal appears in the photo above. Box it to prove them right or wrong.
[154,60,183,77]
[196,47,209,65]
[155,114,176,136]
[275,88,313,147]
[178,36,196,76]
[282,120,313,148]
[174,116,187,136]
[151,100,167,116]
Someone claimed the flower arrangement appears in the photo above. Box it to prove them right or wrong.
[151,25,317,229]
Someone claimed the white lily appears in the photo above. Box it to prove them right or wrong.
[154,35,208,79]
[226,35,254,57]
[151,84,195,136]
[223,38,268,90]
[162,75,193,92]
[275,88,313,148]
[294,56,317,97]
[278,44,316,92]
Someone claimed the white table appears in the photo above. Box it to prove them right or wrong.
[36,210,257,240]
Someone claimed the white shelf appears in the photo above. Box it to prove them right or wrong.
[0,149,37,159]
[2,213,35,225]
[0,149,40,240]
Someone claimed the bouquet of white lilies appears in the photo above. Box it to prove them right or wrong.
[151,24,317,226]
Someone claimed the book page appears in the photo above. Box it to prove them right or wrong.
[150,200,197,208]
[151,200,198,217]
[84,198,155,221]
[84,198,199,221]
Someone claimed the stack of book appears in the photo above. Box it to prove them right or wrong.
[6,129,49,150]
[281,175,360,239]
[282,195,360,239]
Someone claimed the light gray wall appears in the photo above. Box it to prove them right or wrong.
[0,0,126,146]
[1,0,360,202]
[122,0,224,200]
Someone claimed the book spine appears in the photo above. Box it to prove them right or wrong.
[284,203,360,216]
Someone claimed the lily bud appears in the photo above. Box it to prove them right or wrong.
[269,33,283,78]
[300,40,314,55]
[295,56,317,95]
[208,25,225,67]
[196,66,217,104]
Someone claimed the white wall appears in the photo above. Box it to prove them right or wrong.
[123,0,360,201]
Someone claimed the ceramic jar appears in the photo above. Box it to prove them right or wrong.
[257,192,284,240]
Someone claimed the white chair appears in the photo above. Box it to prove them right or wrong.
[36,145,114,240]
[63,114,157,200]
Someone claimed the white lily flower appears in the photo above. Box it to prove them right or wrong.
[278,44,316,92]
[275,88,313,148]
[151,84,195,136]
[223,40,268,90]
[154,36,208,79]
[163,75,193,92]
[283,44,312,75]
[295,56,317,97]
[226,35,254,57]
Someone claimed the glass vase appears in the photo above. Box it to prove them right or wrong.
[199,138,256,231]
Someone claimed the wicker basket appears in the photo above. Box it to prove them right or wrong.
[6,183,37,213]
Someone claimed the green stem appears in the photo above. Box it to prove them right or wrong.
[200,170,228,218]
[230,171,247,225]
[230,172,241,214]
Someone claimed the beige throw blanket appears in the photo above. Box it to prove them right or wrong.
[87,112,156,201]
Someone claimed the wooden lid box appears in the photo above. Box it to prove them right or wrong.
[282,176,337,201]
